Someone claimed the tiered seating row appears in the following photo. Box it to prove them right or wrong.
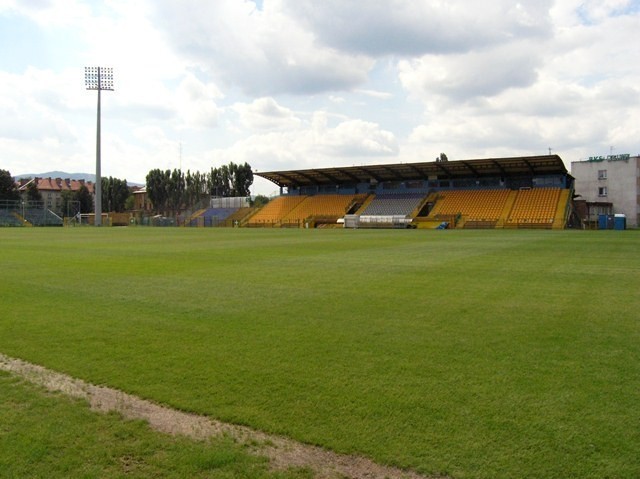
[0,210,24,226]
[201,208,237,223]
[247,196,307,225]
[283,194,366,222]
[429,189,511,222]
[244,188,567,228]
[507,188,561,224]
[361,193,425,216]
[185,207,245,227]
[247,195,366,226]
[24,208,63,226]
[0,207,62,226]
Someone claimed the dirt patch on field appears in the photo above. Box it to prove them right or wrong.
[0,353,438,479]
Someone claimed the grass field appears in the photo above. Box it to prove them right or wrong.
[1,227,639,479]
[0,371,311,479]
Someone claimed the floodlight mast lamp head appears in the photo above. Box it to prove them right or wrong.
[85,66,114,226]
[84,66,114,91]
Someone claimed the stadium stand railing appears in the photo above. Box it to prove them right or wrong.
[552,188,572,229]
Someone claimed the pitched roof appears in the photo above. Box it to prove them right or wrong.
[18,177,95,194]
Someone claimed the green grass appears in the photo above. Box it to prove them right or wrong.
[0,371,311,479]
[1,227,639,478]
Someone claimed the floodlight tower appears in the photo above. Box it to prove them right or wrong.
[85,66,114,226]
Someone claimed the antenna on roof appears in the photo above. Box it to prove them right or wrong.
[548,147,552,155]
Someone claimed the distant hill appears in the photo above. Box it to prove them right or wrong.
[16,171,96,182]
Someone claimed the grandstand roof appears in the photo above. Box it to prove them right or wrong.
[256,155,568,188]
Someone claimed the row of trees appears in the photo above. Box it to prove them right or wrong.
[1,170,130,215]
[146,162,253,214]
[101,176,131,213]
[2,160,254,216]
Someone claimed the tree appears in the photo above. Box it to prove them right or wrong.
[61,190,77,217]
[75,185,94,213]
[146,168,186,215]
[252,195,270,208]
[231,162,253,197]
[207,162,253,197]
[26,180,43,202]
[101,176,130,213]
[436,153,448,162]
[0,169,20,201]
[124,194,135,211]
[167,168,185,212]
[185,170,207,208]
[146,168,170,214]
[145,162,254,215]
[208,166,227,197]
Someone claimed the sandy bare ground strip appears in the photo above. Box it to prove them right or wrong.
[0,353,438,479]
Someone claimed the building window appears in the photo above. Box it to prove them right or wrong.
[598,186,607,197]
[598,170,607,180]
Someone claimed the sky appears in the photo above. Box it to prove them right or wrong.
[1,0,639,196]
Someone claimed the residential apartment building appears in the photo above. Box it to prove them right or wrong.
[18,177,95,216]
[571,154,639,228]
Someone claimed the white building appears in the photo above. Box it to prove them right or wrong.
[571,154,639,228]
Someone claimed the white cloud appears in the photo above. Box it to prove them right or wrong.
[0,68,81,142]
[175,74,222,129]
[0,0,93,27]
[282,0,553,55]
[318,118,398,157]
[398,40,542,103]
[208,111,398,178]
[232,97,301,131]
[392,0,640,169]
[152,0,373,96]
[355,89,394,100]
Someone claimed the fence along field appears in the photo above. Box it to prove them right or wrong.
[0,227,638,479]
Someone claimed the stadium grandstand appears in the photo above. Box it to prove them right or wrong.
[0,200,63,227]
[180,196,254,227]
[3,155,574,229]
[244,154,574,229]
